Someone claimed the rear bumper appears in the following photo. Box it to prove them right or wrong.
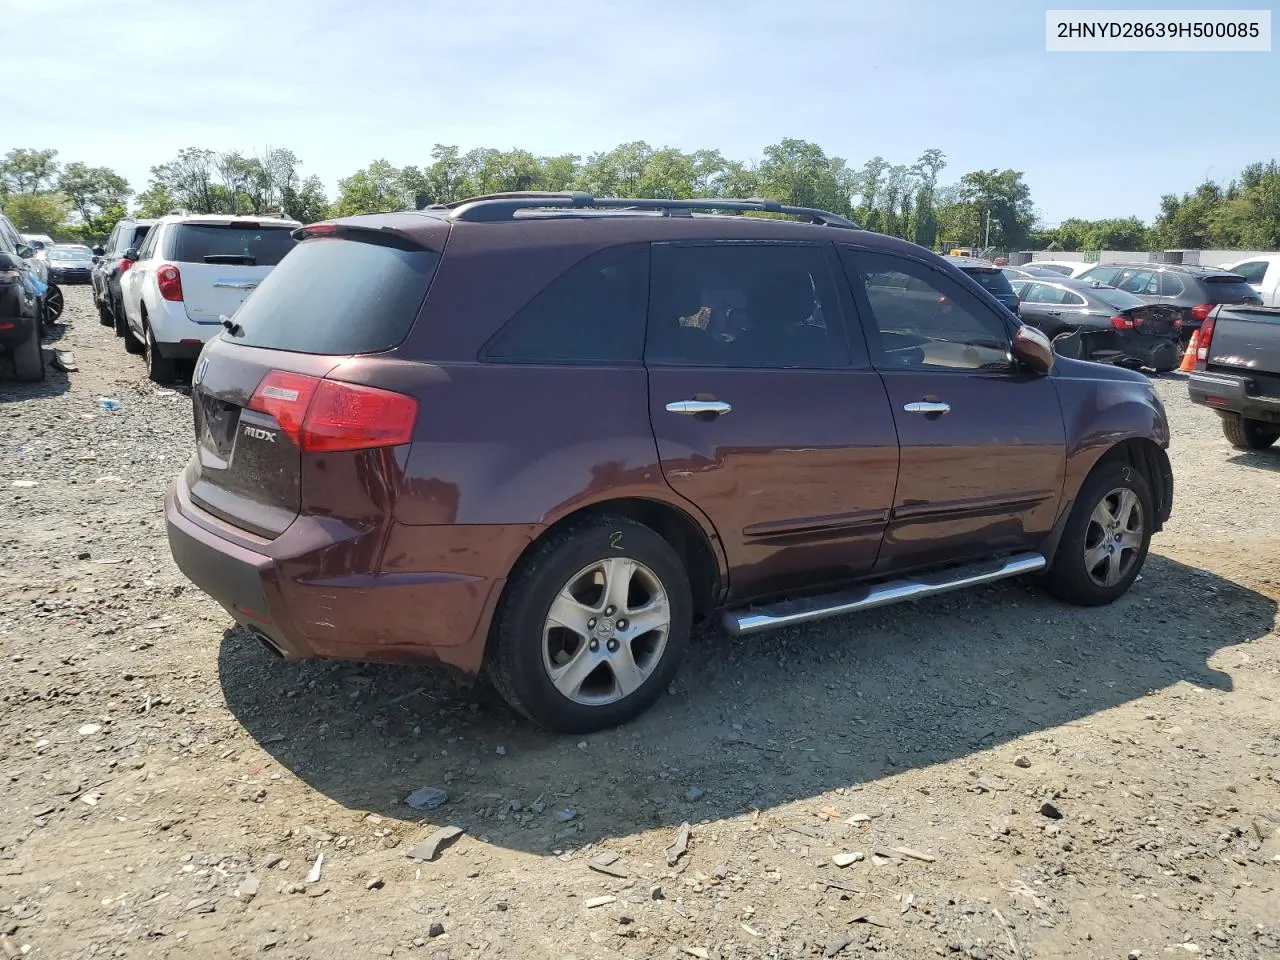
[0,288,39,347]
[1189,371,1280,424]
[149,298,222,350]
[48,269,92,284]
[164,476,513,675]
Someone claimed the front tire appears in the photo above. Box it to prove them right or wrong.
[12,322,45,382]
[96,291,113,326]
[486,516,692,733]
[44,284,63,323]
[1221,414,1279,451]
[1044,460,1153,607]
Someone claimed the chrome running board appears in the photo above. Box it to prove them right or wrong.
[723,552,1046,637]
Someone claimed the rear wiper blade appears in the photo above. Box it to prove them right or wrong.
[220,315,244,337]
[203,254,256,265]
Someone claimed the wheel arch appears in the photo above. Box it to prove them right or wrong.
[1042,436,1172,563]
[505,496,725,624]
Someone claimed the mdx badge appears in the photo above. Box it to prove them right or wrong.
[243,425,276,442]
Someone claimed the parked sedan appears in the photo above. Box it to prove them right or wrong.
[1012,277,1183,371]
[46,244,95,284]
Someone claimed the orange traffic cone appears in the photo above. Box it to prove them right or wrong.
[1178,329,1201,372]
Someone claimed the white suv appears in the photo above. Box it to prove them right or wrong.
[119,212,300,381]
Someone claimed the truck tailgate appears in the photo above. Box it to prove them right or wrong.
[1207,305,1280,395]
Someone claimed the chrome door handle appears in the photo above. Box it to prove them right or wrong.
[213,281,259,290]
[904,401,950,415]
[666,400,732,417]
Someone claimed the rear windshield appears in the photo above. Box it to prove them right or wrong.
[960,267,1016,298]
[1202,275,1262,304]
[229,236,439,355]
[165,223,297,266]
[51,247,92,261]
[1090,286,1146,311]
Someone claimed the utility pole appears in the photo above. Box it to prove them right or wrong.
[984,208,992,250]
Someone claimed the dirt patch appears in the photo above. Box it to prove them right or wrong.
[2,289,1278,959]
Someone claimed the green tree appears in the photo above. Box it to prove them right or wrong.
[2,192,71,234]
[134,183,179,218]
[147,148,218,213]
[282,175,331,223]
[57,163,132,239]
[333,160,407,215]
[955,169,1035,250]
[757,138,853,216]
[1,148,60,195]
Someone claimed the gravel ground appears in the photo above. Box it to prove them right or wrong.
[2,288,1278,960]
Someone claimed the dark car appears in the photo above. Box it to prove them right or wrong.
[92,217,155,337]
[165,193,1173,732]
[947,255,1021,314]
[1011,277,1183,371]
[1186,303,1280,450]
[46,244,95,284]
[0,248,45,382]
[1077,261,1260,337]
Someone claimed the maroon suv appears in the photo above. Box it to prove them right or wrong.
[166,193,1173,732]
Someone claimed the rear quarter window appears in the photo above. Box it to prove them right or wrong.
[229,236,440,355]
[165,223,297,266]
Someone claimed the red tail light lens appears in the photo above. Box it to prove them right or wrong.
[1190,303,1214,322]
[247,372,417,452]
[305,380,419,452]
[156,264,183,301]
[119,258,135,274]
[1110,315,1135,330]
[1196,315,1216,364]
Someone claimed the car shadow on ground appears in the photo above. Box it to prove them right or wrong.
[1228,450,1280,471]
[0,345,71,400]
[217,553,1274,855]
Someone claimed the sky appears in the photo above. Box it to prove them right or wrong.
[7,0,1277,226]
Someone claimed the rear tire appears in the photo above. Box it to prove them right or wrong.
[1043,460,1153,607]
[123,311,144,355]
[96,292,113,326]
[144,325,176,383]
[12,322,45,382]
[486,516,692,733]
[1222,414,1280,451]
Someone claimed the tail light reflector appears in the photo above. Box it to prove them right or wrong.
[119,258,135,274]
[1190,303,1215,322]
[247,371,418,453]
[157,264,183,301]
[1110,315,1135,330]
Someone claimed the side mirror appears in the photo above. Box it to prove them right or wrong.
[92,256,101,264]
[1012,324,1054,375]
[92,245,105,256]
[123,247,140,261]
[16,244,34,259]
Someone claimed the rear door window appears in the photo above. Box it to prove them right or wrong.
[1158,272,1185,296]
[646,242,850,369]
[164,223,297,266]
[481,244,649,364]
[1115,269,1156,294]
[1203,275,1263,304]
[230,236,439,355]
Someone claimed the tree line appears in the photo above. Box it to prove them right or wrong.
[2,143,1277,253]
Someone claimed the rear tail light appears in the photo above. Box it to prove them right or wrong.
[1195,315,1217,366]
[1110,315,1135,330]
[248,371,418,453]
[1190,303,1214,322]
[156,265,183,301]
[119,258,135,274]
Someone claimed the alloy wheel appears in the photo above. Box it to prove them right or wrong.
[541,556,671,706]
[1083,487,1144,588]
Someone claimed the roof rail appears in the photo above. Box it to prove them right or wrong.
[444,192,860,229]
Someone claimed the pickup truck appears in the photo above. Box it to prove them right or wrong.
[1187,303,1280,450]
[1222,255,1280,307]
